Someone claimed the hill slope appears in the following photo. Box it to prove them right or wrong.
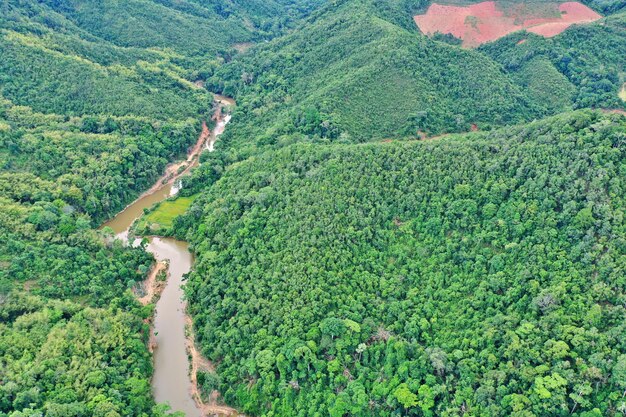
[207,0,541,156]
[205,0,625,161]
[176,111,626,416]
[0,1,333,415]
[6,0,327,57]
[1,1,214,119]
[481,12,626,111]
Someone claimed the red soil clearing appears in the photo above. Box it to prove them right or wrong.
[414,1,601,47]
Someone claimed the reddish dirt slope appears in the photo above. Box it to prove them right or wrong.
[414,1,601,47]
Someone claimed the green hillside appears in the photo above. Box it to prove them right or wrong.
[2,1,626,416]
[582,0,626,14]
[481,14,626,112]
[0,80,193,417]
[208,0,541,157]
[7,0,327,57]
[0,4,204,413]
[1,1,214,119]
[0,98,202,222]
[0,0,327,119]
[204,0,626,161]
[175,111,626,417]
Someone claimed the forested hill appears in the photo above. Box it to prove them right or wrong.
[1,2,210,119]
[0,0,207,413]
[206,0,625,159]
[4,0,327,58]
[480,10,626,112]
[175,111,626,416]
[208,0,538,155]
[2,1,626,417]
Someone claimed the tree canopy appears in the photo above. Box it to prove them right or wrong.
[175,111,626,416]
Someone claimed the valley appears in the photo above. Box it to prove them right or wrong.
[102,98,234,416]
[1,1,625,417]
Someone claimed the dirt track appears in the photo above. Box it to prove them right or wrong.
[141,121,211,198]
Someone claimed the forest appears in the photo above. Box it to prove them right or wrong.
[175,111,626,416]
[481,12,626,112]
[1,0,626,416]
[205,0,625,159]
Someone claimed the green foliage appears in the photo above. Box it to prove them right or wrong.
[0,1,332,416]
[197,371,221,402]
[581,0,626,15]
[0,293,156,417]
[35,0,252,57]
[0,28,210,119]
[481,18,626,112]
[394,383,418,408]
[510,56,576,114]
[431,32,463,45]
[4,0,327,61]
[203,0,626,162]
[0,100,200,223]
[2,1,626,416]
[177,111,626,416]
[0,197,153,303]
[207,0,539,156]
[0,2,259,415]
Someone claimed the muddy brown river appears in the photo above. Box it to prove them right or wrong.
[101,96,233,416]
[148,237,200,417]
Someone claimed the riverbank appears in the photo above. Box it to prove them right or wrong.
[143,120,211,196]
[136,260,168,306]
[186,316,241,417]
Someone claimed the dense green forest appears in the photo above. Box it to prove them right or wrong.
[3,0,326,59]
[204,0,625,160]
[2,0,626,416]
[206,0,538,156]
[0,179,167,416]
[0,3,206,411]
[0,294,161,417]
[0,4,211,118]
[175,111,626,416]
[481,12,626,112]
[0,97,202,223]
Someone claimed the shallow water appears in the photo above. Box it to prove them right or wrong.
[148,237,200,417]
[102,190,201,415]
[101,183,172,238]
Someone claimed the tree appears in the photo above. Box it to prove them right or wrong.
[394,383,418,409]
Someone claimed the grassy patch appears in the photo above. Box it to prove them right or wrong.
[620,83,626,102]
[135,195,197,234]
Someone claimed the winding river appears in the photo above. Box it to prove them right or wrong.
[101,95,234,416]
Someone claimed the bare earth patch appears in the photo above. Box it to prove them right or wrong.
[22,280,38,292]
[602,108,626,116]
[233,42,254,53]
[414,1,601,47]
[135,261,168,306]
[134,261,169,354]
